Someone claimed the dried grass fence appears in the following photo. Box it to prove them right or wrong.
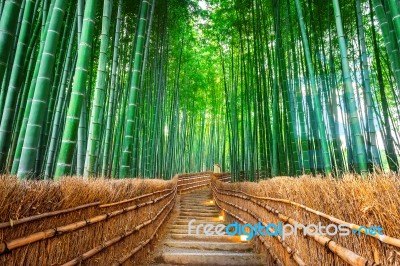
[211,173,400,266]
[0,172,215,265]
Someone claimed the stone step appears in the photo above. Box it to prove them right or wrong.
[175,217,220,224]
[176,216,221,221]
[180,197,213,200]
[170,228,228,234]
[179,209,219,214]
[151,188,265,266]
[164,240,253,251]
[170,223,226,230]
[178,203,216,207]
[179,211,220,217]
[180,198,210,201]
[179,207,217,211]
[170,227,231,235]
[181,194,210,197]
[178,205,215,209]
[159,250,265,266]
[179,201,210,204]
[170,233,240,242]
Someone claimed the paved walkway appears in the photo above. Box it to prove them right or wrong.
[150,188,265,265]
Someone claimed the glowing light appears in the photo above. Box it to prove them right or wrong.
[199,0,207,10]
[240,235,248,241]
[219,215,224,221]
[209,200,214,204]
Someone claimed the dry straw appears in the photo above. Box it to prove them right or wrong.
[212,173,400,266]
[0,175,176,265]
[0,173,212,265]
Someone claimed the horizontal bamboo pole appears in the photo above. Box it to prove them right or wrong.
[177,171,213,179]
[211,182,378,266]
[217,176,231,182]
[61,192,176,266]
[0,187,176,255]
[213,179,400,249]
[210,184,305,266]
[213,193,284,266]
[178,174,210,182]
[0,201,100,230]
[99,187,173,208]
[113,196,175,265]
[177,178,210,188]
[178,181,210,194]
[177,175,211,184]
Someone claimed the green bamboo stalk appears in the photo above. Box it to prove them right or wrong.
[44,13,77,178]
[295,0,332,174]
[0,0,35,172]
[388,0,400,48]
[102,0,122,177]
[55,0,98,178]
[119,0,151,178]
[17,0,67,179]
[0,0,23,90]
[332,0,368,174]
[84,0,113,177]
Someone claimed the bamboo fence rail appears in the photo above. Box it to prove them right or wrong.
[216,182,400,249]
[0,201,101,229]
[212,188,285,266]
[0,172,211,265]
[211,178,380,266]
[0,187,176,255]
[112,195,175,265]
[61,191,176,266]
[99,187,174,208]
[211,183,305,266]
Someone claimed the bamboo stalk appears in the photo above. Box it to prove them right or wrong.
[99,187,173,208]
[0,188,176,255]
[178,176,211,184]
[213,195,284,266]
[0,201,100,229]
[178,182,210,193]
[211,183,378,266]
[177,178,210,187]
[61,192,176,266]
[211,184,305,266]
[177,175,211,183]
[213,178,400,248]
[114,196,175,265]
[177,171,213,179]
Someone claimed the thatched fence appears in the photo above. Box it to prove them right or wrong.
[0,172,222,265]
[211,173,400,266]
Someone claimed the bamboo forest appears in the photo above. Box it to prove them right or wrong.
[0,0,400,265]
[0,0,399,180]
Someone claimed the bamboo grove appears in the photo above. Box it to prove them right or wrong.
[0,0,399,180]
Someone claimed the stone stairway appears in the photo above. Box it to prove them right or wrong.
[150,188,266,265]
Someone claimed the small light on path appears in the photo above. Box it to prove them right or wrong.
[240,235,248,241]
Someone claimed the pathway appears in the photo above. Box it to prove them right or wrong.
[150,187,265,265]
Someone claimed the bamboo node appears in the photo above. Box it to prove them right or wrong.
[324,239,333,252]
[1,241,10,254]
[54,227,60,236]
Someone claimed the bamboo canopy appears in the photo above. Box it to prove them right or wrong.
[0,0,398,180]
